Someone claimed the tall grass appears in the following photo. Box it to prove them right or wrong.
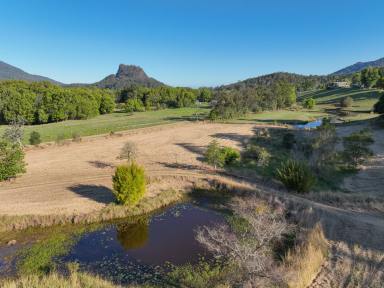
[284,224,328,288]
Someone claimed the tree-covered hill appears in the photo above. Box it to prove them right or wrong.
[332,57,384,76]
[0,61,61,84]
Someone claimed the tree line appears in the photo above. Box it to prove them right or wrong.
[351,67,384,88]
[0,81,115,125]
[210,81,297,120]
[117,85,212,112]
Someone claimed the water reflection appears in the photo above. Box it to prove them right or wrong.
[116,219,149,250]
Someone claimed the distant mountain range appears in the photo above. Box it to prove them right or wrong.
[1,57,383,88]
[0,61,164,88]
[332,57,384,75]
[0,61,61,84]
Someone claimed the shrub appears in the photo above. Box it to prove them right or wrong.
[0,140,26,181]
[205,140,226,168]
[29,131,41,146]
[282,132,296,150]
[276,159,316,193]
[112,162,146,206]
[342,129,374,168]
[124,98,145,112]
[340,96,353,108]
[221,147,240,165]
[119,141,137,163]
[303,98,316,109]
[72,132,82,143]
[244,144,271,166]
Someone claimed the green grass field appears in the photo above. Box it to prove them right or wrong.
[0,106,210,144]
[0,88,381,144]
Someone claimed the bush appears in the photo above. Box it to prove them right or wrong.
[29,131,41,146]
[342,129,374,168]
[221,146,240,165]
[0,140,26,181]
[282,132,296,150]
[205,140,226,168]
[244,144,271,166]
[276,159,316,193]
[303,98,316,109]
[124,98,145,112]
[340,96,353,108]
[112,162,146,206]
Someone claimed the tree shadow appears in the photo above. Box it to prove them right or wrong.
[212,132,251,147]
[175,143,206,161]
[68,184,114,204]
[88,161,114,169]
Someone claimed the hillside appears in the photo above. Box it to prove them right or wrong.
[332,57,384,75]
[221,72,342,91]
[94,64,164,89]
[0,60,61,84]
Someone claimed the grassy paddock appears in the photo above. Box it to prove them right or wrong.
[0,106,210,144]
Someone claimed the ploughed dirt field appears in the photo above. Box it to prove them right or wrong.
[0,122,258,216]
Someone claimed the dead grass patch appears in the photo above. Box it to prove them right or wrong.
[284,224,329,288]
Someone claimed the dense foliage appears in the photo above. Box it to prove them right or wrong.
[0,81,115,125]
[204,140,240,168]
[303,97,316,109]
[210,81,297,120]
[117,85,205,111]
[112,162,146,206]
[29,131,42,146]
[0,140,26,181]
[342,129,374,168]
[351,67,384,88]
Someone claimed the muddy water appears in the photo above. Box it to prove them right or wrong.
[55,202,223,284]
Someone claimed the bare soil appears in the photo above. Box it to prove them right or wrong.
[0,122,257,216]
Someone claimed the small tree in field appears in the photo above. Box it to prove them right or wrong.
[112,162,146,205]
[29,131,42,146]
[119,141,138,163]
[205,140,226,169]
[340,96,353,108]
[0,140,26,181]
[303,98,316,109]
[342,129,374,168]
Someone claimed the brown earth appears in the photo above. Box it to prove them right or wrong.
[0,122,258,216]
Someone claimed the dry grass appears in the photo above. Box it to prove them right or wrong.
[0,263,139,288]
[284,224,329,288]
[0,189,182,232]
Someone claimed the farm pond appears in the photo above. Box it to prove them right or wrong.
[0,200,225,285]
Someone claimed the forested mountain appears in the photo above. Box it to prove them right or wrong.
[221,72,343,91]
[0,61,61,84]
[94,64,164,89]
[332,57,384,76]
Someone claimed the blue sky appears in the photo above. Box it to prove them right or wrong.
[1,0,383,87]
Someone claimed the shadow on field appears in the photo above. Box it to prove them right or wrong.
[176,143,205,161]
[68,184,114,204]
[88,161,114,169]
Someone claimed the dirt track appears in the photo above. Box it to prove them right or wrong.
[0,122,257,216]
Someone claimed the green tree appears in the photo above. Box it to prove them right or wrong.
[112,162,146,205]
[342,130,374,168]
[99,93,116,114]
[361,67,380,88]
[0,140,26,181]
[204,140,226,168]
[29,131,42,146]
[303,98,316,109]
